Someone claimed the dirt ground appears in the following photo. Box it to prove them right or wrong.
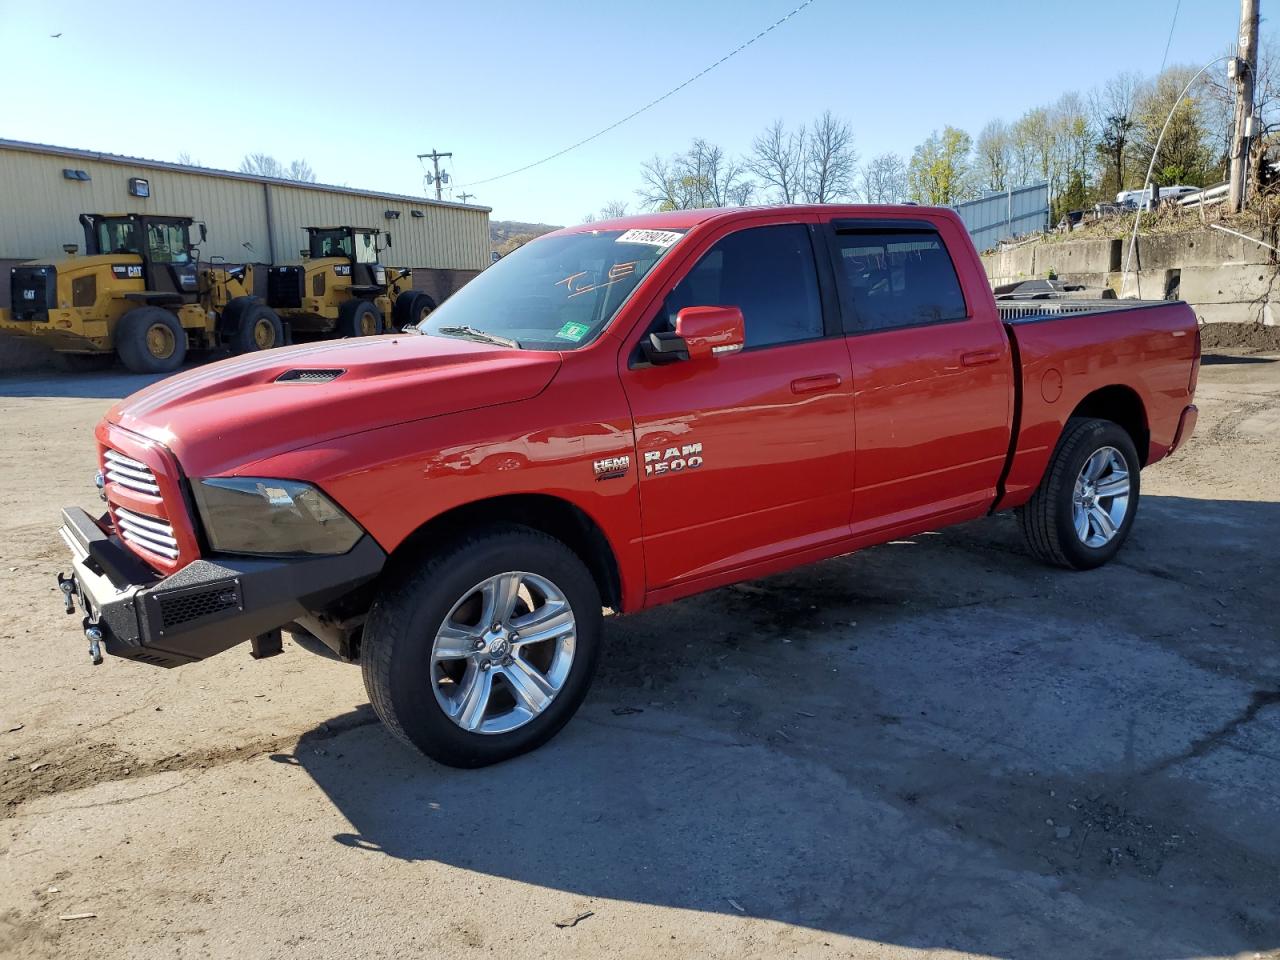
[0,348,1277,960]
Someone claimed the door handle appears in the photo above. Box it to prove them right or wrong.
[961,350,1001,367]
[790,373,843,395]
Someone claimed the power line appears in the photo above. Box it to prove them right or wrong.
[1159,0,1182,74]
[457,0,818,188]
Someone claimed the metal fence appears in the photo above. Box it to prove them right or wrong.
[953,182,1050,253]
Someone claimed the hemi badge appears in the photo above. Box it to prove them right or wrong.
[593,455,630,480]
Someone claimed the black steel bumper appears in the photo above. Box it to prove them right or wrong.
[57,506,384,668]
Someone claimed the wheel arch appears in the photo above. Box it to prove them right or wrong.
[1067,384,1150,465]
[387,493,623,613]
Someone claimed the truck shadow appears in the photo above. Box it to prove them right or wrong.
[279,494,1280,958]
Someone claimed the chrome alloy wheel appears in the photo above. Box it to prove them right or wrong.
[1072,446,1131,548]
[430,571,577,734]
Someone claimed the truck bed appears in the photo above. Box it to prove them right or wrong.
[995,299,1200,509]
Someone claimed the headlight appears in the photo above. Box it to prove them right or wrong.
[374,267,386,285]
[192,478,362,556]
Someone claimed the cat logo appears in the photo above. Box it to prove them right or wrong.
[643,443,703,476]
[111,264,144,280]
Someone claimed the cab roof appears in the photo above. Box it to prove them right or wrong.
[304,225,381,233]
[548,203,956,238]
[91,212,194,221]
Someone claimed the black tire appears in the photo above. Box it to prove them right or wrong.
[116,306,187,374]
[1016,417,1141,570]
[361,525,603,768]
[60,352,115,372]
[230,301,284,354]
[337,299,382,338]
[392,290,436,330]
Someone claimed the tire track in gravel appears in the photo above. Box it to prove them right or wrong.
[1,709,381,815]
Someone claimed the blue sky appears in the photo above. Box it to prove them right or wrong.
[0,0,1237,225]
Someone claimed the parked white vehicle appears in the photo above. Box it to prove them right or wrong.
[1116,185,1200,209]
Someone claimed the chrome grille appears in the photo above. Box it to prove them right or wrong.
[114,506,179,559]
[104,449,160,495]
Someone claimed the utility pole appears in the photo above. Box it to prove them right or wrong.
[458,192,476,204]
[417,149,453,201]
[1228,0,1260,213]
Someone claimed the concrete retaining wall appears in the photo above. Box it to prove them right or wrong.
[982,227,1280,326]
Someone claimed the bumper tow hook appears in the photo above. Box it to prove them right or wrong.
[85,624,104,666]
[57,573,76,615]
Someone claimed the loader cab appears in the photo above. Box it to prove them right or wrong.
[305,226,386,286]
[80,213,203,303]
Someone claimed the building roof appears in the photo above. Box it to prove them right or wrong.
[0,138,492,214]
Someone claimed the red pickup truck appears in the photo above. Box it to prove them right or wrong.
[57,205,1200,766]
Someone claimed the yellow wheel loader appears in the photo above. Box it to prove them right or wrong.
[1,213,283,373]
[265,226,433,338]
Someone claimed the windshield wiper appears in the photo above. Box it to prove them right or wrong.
[434,325,521,349]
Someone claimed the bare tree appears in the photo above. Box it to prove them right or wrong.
[600,200,630,218]
[287,159,317,183]
[240,153,318,182]
[748,119,806,203]
[803,110,857,202]
[176,151,201,167]
[859,153,908,203]
[975,119,1012,193]
[1089,71,1141,194]
[637,140,752,210]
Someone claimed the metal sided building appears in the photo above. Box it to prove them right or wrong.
[0,139,491,306]
[952,182,1050,254]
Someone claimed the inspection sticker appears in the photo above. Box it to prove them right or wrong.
[555,321,591,341]
[615,229,683,248]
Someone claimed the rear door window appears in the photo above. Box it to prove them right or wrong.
[828,227,968,333]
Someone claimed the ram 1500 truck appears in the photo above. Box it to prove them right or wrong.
[57,206,1200,767]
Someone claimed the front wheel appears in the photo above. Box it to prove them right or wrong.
[361,526,603,767]
[392,290,436,330]
[116,306,187,374]
[1016,417,1141,570]
[337,299,382,338]
[230,302,284,354]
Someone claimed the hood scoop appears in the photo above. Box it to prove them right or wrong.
[276,368,346,383]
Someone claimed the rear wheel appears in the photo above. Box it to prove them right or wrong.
[231,302,284,354]
[338,299,382,338]
[1016,417,1141,570]
[116,306,186,374]
[361,526,603,767]
[392,291,436,330]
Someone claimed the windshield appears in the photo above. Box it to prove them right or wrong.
[144,220,192,264]
[309,229,353,260]
[417,228,686,350]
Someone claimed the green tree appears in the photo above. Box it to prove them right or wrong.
[907,127,973,205]
[1131,66,1214,187]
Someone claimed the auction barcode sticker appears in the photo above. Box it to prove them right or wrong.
[615,229,683,248]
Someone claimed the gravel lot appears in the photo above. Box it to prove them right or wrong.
[1,348,1278,960]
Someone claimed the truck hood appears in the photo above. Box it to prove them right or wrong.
[107,334,561,477]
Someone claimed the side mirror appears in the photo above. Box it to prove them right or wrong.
[676,306,745,360]
[646,305,745,364]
